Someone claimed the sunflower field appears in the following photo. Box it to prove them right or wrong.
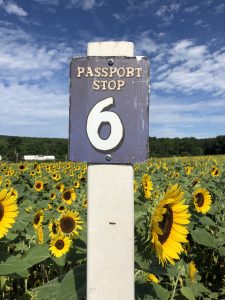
[0,156,225,299]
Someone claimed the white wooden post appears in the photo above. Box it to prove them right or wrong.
[87,42,135,300]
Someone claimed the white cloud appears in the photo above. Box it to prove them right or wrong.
[0,82,68,137]
[66,0,102,10]
[135,33,158,54]
[0,1,27,17]
[149,94,225,137]
[183,5,199,13]
[215,3,225,14]
[0,25,82,137]
[155,3,180,24]
[0,26,75,84]
[151,39,225,96]
[33,0,59,5]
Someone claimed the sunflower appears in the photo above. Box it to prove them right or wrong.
[58,210,83,237]
[77,173,83,180]
[50,191,56,200]
[0,188,19,239]
[52,172,61,181]
[49,234,72,257]
[142,174,153,199]
[134,180,138,193]
[73,180,80,189]
[61,188,76,205]
[37,226,44,244]
[185,166,191,175]
[193,188,212,214]
[19,164,27,172]
[33,209,44,229]
[82,197,87,209]
[4,179,11,188]
[211,167,219,177]
[57,204,66,213]
[48,219,58,238]
[147,273,160,284]
[34,180,44,192]
[151,184,190,266]
[188,261,198,282]
[55,183,64,193]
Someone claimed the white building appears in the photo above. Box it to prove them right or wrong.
[23,155,55,161]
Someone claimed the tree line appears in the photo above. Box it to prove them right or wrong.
[0,135,225,162]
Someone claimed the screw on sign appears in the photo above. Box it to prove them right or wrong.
[69,56,150,164]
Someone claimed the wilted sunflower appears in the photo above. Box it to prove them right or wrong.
[61,188,76,205]
[151,184,190,266]
[193,188,212,214]
[49,234,72,257]
[58,210,83,238]
[34,180,44,192]
[0,188,19,239]
[33,209,44,229]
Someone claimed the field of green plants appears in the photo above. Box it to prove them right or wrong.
[0,156,225,299]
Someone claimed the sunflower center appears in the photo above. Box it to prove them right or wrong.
[63,191,71,201]
[55,239,64,250]
[60,217,75,233]
[36,183,41,189]
[34,214,41,225]
[158,205,173,245]
[0,204,4,221]
[195,193,204,207]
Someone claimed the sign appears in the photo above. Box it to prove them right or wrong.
[69,56,149,163]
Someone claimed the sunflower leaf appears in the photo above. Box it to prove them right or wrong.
[0,255,30,277]
[22,244,50,267]
[180,287,196,300]
[56,264,86,300]
[152,283,170,300]
[190,227,217,249]
[199,216,216,227]
[32,276,61,300]
[219,247,225,257]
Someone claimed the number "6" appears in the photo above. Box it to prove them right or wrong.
[86,97,124,151]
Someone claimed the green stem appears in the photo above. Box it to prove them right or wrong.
[170,272,181,300]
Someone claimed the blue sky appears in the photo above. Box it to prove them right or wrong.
[0,0,225,138]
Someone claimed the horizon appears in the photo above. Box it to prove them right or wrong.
[1,133,224,140]
[0,0,225,138]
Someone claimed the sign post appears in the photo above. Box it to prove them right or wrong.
[69,41,149,299]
